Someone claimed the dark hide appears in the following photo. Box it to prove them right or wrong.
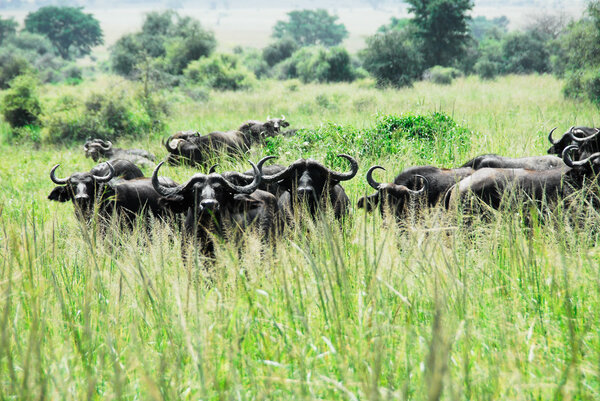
[358,165,474,216]
[547,126,600,159]
[460,154,564,170]
[84,138,155,166]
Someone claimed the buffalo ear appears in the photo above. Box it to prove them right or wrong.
[158,196,188,214]
[48,186,71,202]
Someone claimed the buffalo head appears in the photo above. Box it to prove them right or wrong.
[361,166,428,217]
[548,126,600,158]
[48,162,115,217]
[84,138,113,162]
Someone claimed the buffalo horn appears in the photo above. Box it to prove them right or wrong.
[219,156,278,182]
[50,164,69,185]
[99,140,112,151]
[327,154,359,182]
[563,145,600,167]
[281,114,285,121]
[219,161,262,194]
[83,142,90,151]
[152,161,185,197]
[163,136,178,152]
[409,175,428,195]
[366,165,385,189]
[92,162,115,183]
[208,164,218,174]
[547,127,559,145]
[569,127,600,142]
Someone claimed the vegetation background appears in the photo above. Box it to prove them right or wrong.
[1,1,600,400]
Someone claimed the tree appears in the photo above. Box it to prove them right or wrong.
[262,36,299,67]
[500,31,549,74]
[361,29,424,88]
[24,6,103,59]
[406,0,473,68]
[272,9,348,47]
[0,16,18,45]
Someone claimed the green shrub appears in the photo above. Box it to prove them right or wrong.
[360,29,424,88]
[184,53,256,91]
[43,88,161,143]
[0,74,42,129]
[262,37,299,67]
[474,58,499,80]
[275,46,356,83]
[424,66,462,85]
[563,68,600,106]
[0,51,33,89]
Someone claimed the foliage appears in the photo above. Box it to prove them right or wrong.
[42,86,162,143]
[500,30,549,74]
[361,29,424,88]
[423,65,462,84]
[272,9,348,47]
[406,0,474,68]
[551,19,600,78]
[0,16,18,45]
[262,36,299,67]
[280,46,356,83]
[24,6,103,59]
[110,10,215,78]
[474,58,498,80]
[184,53,256,91]
[377,16,410,33]
[0,74,42,129]
[469,15,508,41]
[238,48,270,79]
[0,51,33,90]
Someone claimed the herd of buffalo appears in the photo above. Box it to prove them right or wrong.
[47,118,600,263]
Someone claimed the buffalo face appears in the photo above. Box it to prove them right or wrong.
[48,163,115,218]
[363,166,427,218]
[83,139,112,162]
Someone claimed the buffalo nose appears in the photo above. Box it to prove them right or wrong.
[200,199,219,211]
[297,187,314,198]
[74,194,90,200]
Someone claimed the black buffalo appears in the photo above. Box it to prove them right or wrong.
[461,154,564,170]
[84,138,156,167]
[164,129,251,166]
[48,161,177,225]
[152,159,278,260]
[238,116,290,139]
[358,165,474,216]
[446,145,600,212]
[547,126,600,159]
[261,155,358,220]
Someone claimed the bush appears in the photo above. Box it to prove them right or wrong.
[474,58,499,80]
[500,31,550,74]
[240,48,270,78]
[274,46,356,83]
[1,74,42,129]
[0,51,33,89]
[43,87,161,143]
[563,68,600,106]
[360,29,424,88]
[184,53,256,91]
[424,66,461,85]
[262,37,299,67]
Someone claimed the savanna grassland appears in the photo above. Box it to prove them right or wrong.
[1,74,600,400]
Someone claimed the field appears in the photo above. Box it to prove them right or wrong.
[1,74,600,400]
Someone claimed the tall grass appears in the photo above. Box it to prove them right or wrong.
[1,74,599,400]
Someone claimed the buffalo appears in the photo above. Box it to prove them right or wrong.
[358,165,474,216]
[460,154,564,170]
[84,138,156,167]
[547,126,600,159]
[152,158,279,261]
[238,116,290,139]
[48,161,177,226]
[164,129,251,166]
[446,145,600,213]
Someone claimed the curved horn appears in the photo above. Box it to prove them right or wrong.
[409,175,428,195]
[267,115,271,121]
[327,154,359,182]
[83,142,90,151]
[218,156,277,183]
[92,161,114,183]
[98,140,112,151]
[219,161,262,194]
[50,164,69,185]
[261,158,304,183]
[163,136,178,152]
[152,161,185,197]
[563,145,600,168]
[281,114,285,121]
[208,164,218,174]
[569,127,600,142]
[547,127,559,145]
[366,165,385,189]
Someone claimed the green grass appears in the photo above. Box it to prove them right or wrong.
[1,74,600,400]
